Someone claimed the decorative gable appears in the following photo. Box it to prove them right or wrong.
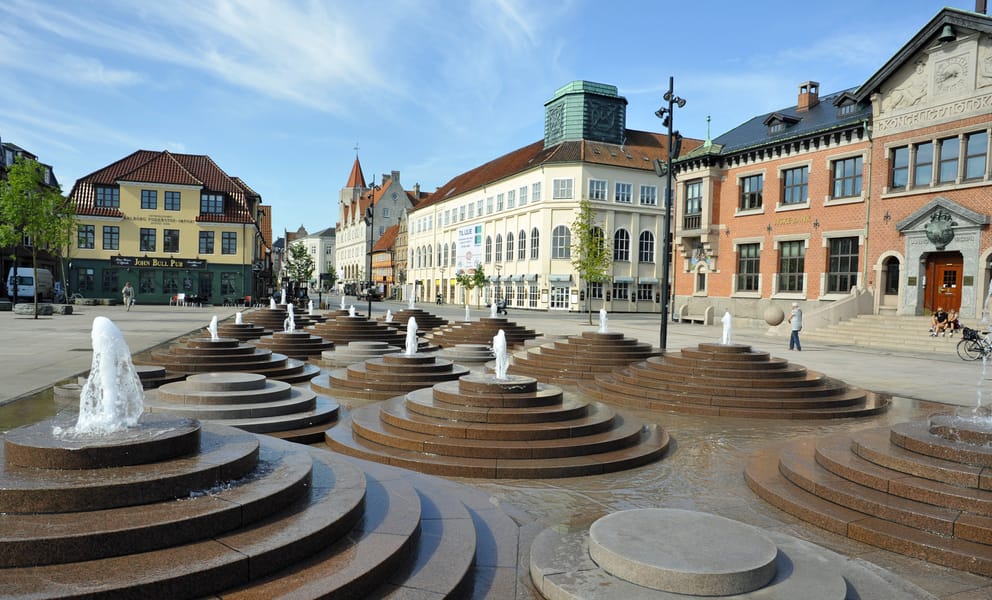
[762,112,801,135]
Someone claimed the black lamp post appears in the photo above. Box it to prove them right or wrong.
[654,76,686,351]
[363,176,379,319]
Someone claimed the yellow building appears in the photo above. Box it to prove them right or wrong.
[69,150,267,304]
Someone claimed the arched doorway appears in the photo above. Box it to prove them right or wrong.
[923,251,963,313]
[881,256,900,309]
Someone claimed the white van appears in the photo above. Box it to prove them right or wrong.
[6,267,55,301]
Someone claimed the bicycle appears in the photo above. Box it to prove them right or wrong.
[956,327,992,361]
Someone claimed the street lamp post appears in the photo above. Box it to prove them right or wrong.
[364,175,378,319]
[654,76,686,351]
[494,263,502,306]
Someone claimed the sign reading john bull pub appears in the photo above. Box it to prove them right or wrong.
[110,255,208,270]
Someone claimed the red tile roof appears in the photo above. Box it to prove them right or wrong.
[70,149,258,223]
[372,224,399,252]
[412,130,701,212]
[346,156,366,188]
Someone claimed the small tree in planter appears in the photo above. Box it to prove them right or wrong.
[454,263,487,308]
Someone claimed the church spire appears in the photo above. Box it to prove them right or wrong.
[346,146,367,189]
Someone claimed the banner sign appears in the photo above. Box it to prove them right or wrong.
[110,256,208,269]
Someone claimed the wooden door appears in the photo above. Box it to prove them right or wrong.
[925,252,963,312]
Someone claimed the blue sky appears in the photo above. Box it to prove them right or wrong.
[0,1,977,238]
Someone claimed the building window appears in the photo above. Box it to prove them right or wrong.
[637,283,653,301]
[890,147,909,189]
[140,228,156,252]
[589,281,604,299]
[443,244,449,267]
[736,243,760,292]
[102,269,119,293]
[165,191,181,210]
[486,197,493,214]
[640,185,658,206]
[552,178,573,199]
[832,156,862,198]
[530,227,540,259]
[913,142,933,188]
[639,231,655,263]
[684,180,702,214]
[506,232,514,261]
[518,230,527,260]
[613,229,630,261]
[163,270,180,295]
[139,270,156,293]
[102,226,119,250]
[551,225,570,259]
[589,179,607,201]
[77,225,95,249]
[222,231,237,254]
[164,229,179,253]
[739,174,763,210]
[450,242,457,266]
[221,272,239,295]
[612,282,629,300]
[614,182,632,203]
[200,193,224,214]
[485,236,492,263]
[938,137,959,184]
[198,231,214,254]
[782,166,808,205]
[532,182,542,202]
[529,284,538,307]
[519,185,528,205]
[78,268,95,292]
[507,189,515,209]
[95,186,120,208]
[778,240,805,292]
[965,131,988,180]
[495,234,503,262]
[141,190,157,209]
[496,193,504,211]
[827,237,859,293]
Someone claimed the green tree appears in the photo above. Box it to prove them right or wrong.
[0,157,75,318]
[571,197,613,324]
[323,264,338,291]
[284,242,315,290]
[454,263,487,307]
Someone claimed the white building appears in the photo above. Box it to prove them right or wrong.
[406,80,699,312]
[334,156,422,293]
[288,226,335,291]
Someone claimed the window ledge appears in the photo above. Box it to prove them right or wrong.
[824,195,864,207]
[775,202,809,212]
[735,207,764,217]
[731,291,762,299]
[771,293,806,301]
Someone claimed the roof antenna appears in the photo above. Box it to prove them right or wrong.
[703,115,712,148]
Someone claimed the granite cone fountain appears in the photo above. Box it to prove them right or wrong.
[1,318,531,597]
[325,329,669,478]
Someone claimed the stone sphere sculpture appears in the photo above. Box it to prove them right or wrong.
[764,304,785,326]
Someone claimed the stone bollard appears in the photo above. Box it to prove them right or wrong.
[13,303,54,316]
[53,304,73,315]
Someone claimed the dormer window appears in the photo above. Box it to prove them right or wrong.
[200,192,224,214]
[763,113,800,136]
[95,185,120,208]
[833,92,860,117]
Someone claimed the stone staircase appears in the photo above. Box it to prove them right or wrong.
[802,314,967,355]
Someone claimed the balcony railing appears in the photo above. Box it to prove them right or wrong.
[682,213,702,230]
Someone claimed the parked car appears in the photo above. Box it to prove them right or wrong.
[357,288,383,301]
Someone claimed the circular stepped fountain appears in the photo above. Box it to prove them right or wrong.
[428,317,539,348]
[307,315,403,345]
[509,331,659,385]
[746,413,992,577]
[311,352,470,403]
[437,344,494,371]
[139,336,319,384]
[592,342,889,419]
[325,372,669,478]
[0,416,530,598]
[530,508,935,599]
[310,340,399,368]
[381,308,448,331]
[243,306,317,330]
[253,330,335,360]
[143,372,339,443]
[216,320,271,341]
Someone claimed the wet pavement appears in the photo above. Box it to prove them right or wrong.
[2,300,992,598]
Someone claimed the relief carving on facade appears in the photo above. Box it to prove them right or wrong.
[934,54,969,95]
[979,35,992,88]
[882,59,928,112]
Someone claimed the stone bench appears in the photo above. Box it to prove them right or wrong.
[0,300,12,312]
[13,303,53,316]
[678,304,713,325]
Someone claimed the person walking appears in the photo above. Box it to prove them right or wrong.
[121,282,134,312]
[788,302,803,351]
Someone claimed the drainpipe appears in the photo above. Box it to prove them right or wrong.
[861,119,876,314]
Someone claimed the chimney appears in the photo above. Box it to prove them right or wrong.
[978,0,988,15]
[413,183,420,198]
[797,81,820,111]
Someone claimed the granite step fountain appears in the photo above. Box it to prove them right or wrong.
[137,317,319,384]
[310,340,400,369]
[215,311,271,341]
[0,316,531,598]
[244,304,318,331]
[143,372,339,444]
[310,317,465,404]
[428,316,539,348]
[254,330,335,360]
[381,307,449,331]
[325,331,669,478]
[592,342,890,419]
[509,330,659,386]
[746,412,992,576]
[530,508,935,598]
